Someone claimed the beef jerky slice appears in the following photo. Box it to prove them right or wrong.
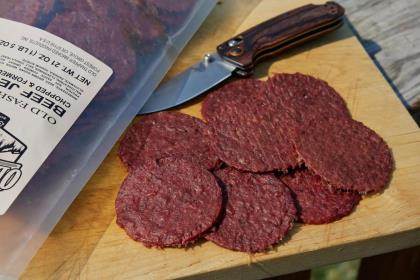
[119,111,219,171]
[206,167,296,253]
[295,118,393,194]
[281,169,361,224]
[63,0,165,43]
[116,157,222,247]
[202,79,300,173]
[266,73,351,129]
[46,10,136,94]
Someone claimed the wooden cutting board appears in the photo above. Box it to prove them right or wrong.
[29,0,420,279]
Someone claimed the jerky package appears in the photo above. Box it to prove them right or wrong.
[0,0,216,277]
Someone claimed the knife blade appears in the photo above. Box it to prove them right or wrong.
[139,53,236,114]
[139,1,345,115]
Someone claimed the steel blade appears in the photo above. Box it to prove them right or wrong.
[139,53,236,114]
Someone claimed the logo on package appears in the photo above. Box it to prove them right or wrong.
[0,112,26,191]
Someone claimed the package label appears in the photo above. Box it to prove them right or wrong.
[0,18,112,214]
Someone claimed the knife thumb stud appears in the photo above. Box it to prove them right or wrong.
[203,53,213,66]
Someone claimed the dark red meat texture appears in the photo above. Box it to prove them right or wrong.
[281,169,361,224]
[295,118,393,194]
[144,0,196,32]
[115,0,165,43]
[63,0,165,44]
[119,111,219,171]
[115,157,222,248]
[206,167,296,253]
[60,0,108,16]
[1,0,54,26]
[46,10,137,94]
[266,73,351,132]
[202,79,300,172]
[119,116,156,170]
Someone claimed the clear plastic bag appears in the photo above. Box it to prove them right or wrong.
[0,0,216,278]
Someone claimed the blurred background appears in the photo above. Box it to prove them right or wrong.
[312,260,359,280]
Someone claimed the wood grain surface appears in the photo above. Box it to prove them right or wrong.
[21,1,262,279]
[23,0,420,279]
[337,0,420,119]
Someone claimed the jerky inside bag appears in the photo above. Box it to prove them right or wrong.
[0,0,216,278]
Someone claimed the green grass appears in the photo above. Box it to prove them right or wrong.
[311,260,360,280]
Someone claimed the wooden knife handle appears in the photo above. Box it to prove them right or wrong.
[217,1,345,75]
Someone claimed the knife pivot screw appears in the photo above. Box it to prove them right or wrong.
[227,37,243,47]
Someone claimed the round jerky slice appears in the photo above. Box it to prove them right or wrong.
[115,157,222,247]
[202,79,300,172]
[46,10,136,94]
[295,118,393,194]
[281,169,361,224]
[266,73,351,130]
[119,116,155,170]
[206,167,296,253]
[119,111,219,171]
